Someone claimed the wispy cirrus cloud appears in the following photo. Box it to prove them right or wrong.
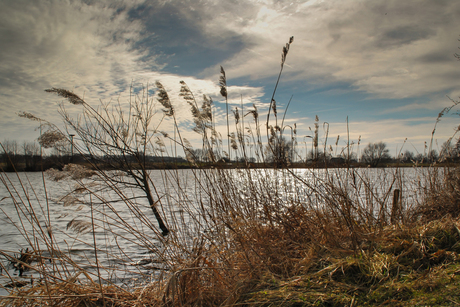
[0,0,264,143]
[199,0,460,100]
[1,0,460,154]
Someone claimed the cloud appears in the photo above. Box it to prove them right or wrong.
[0,0,260,143]
[197,0,460,100]
[2,0,460,153]
[0,1,147,137]
[315,116,459,155]
[382,99,454,114]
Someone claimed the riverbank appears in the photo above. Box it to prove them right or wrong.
[1,159,457,172]
[241,219,460,306]
[3,214,460,306]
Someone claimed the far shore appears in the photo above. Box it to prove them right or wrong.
[1,158,457,172]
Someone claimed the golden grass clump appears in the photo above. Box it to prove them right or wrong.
[1,281,149,307]
[238,217,460,306]
[414,167,460,221]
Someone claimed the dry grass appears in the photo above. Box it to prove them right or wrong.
[6,194,460,306]
[239,218,460,306]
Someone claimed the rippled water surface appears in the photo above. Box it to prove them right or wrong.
[0,169,205,294]
[0,167,434,295]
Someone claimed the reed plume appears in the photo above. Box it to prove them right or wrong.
[45,88,85,105]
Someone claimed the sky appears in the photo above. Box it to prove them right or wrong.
[1,0,460,158]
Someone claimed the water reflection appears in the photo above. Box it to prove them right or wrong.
[0,167,433,294]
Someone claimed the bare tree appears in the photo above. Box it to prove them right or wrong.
[439,141,459,162]
[402,150,415,163]
[1,140,19,171]
[22,141,40,170]
[427,149,439,163]
[264,136,293,164]
[361,142,391,167]
[46,87,170,236]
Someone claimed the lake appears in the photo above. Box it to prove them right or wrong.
[0,167,438,295]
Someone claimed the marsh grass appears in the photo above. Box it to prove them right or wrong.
[241,217,460,306]
[2,38,460,306]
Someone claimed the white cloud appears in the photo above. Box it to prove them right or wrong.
[381,99,454,114]
[0,0,273,145]
[315,116,459,155]
[199,0,460,100]
[0,1,148,139]
[2,0,460,154]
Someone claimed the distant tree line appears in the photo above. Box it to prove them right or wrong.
[0,139,189,172]
[260,139,460,167]
[2,138,460,172]
[1,140,41,171]
[0,139,83,171]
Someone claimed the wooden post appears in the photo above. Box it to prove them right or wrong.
[391,189,401,224]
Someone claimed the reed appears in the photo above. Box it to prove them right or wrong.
[1,38,460,306]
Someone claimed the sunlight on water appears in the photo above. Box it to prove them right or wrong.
[0,167,431,295]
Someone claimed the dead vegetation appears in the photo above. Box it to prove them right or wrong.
[2,166,460,306]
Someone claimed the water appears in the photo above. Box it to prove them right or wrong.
[0,167,437,295]
[0,169,205,295]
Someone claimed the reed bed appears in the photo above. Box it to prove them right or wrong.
[2,38,460,306]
